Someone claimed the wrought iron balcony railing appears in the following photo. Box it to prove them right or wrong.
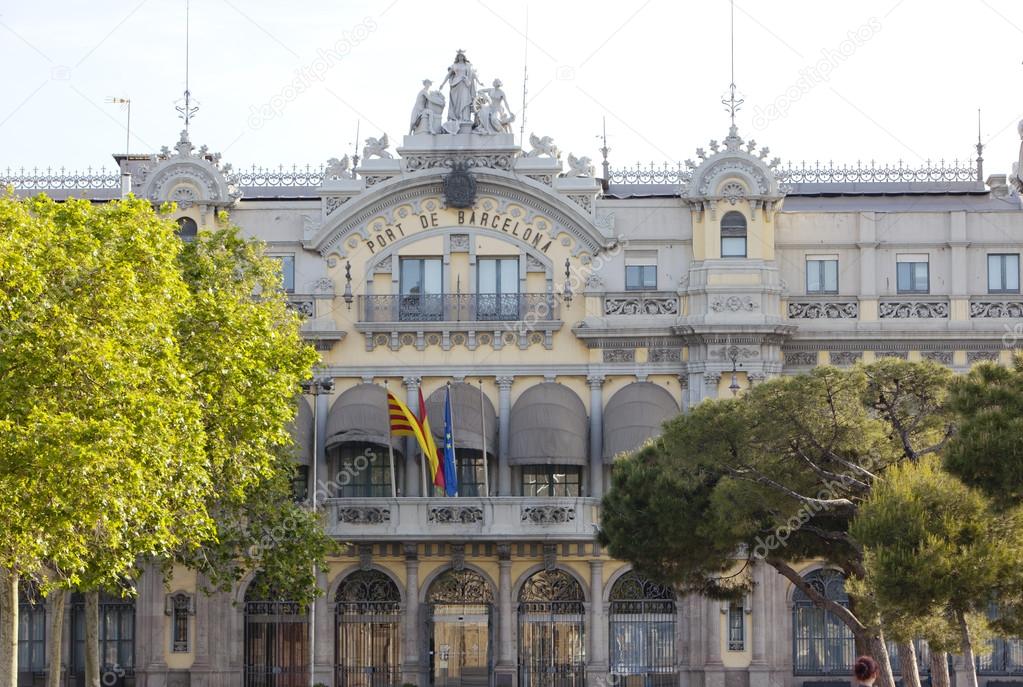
[359,293,559,323]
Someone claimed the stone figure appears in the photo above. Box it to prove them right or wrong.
[409,79,446,135]
[1014,118,1023,193]
[441,50,483,134]
[525,133,559,159]
[564,153,594,178]
[325,155,352,179]
[475,78,516,134]
[363,134,392,160]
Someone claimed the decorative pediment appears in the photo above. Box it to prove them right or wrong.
[132,130,240,208]
[684,125,785,210]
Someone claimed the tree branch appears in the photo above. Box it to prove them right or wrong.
[767,558,867,634]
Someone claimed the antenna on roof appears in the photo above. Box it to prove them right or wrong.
[976,107,984,182]
[519,5,529,144]
[720,0,743,128]
[174,0,199,134]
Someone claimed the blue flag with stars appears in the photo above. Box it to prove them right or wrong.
[442,385,458,496]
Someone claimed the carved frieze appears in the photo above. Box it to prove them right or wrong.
[922,351,953,365]
[711,296,759,312]
[970,301,1023,318]
[429,506,484,524]
[830,351,860,366]
[967,350,999,364]
[787,301,859,319]
[522,506,576,524]
[604,293,680,316]
[603,348,635,363]
[785,351,818,366]
[338,507,391,524]
[878,301,949,319]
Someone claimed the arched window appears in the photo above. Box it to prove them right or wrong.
[176,216,198,241]
[518,569,586,687]
[71,591,135,686]
[335,570,402,687]
[427,569,494,687]
[609,571,677,685]
[978,604,1023,674]
[720,211,747,258]
[792,569,853,675]
[18,583,46,680]
[244,575,309,687]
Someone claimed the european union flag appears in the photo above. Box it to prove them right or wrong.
[442,385,458,496]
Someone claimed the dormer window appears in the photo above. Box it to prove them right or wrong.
[720,212,747,258]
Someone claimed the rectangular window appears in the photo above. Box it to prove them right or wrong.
[896,254,929,294]
[455,450,488,497]
[333,445,393,498]
[291,465,309,503]
[521,466,582,497]
[728,601,745,651]
[989,254,1020,294]
[400,257,444,321]
[721,236,747,258]
[625,265,657,290]
[806,256,839,294]
[478,257,520,320]
[272,255,296,293]
[171,595,190,653]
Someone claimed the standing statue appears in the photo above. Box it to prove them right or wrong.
[475,78,516,134]
[409,79,446,135]
[441,50,483,134]
[1014,118,1023,194]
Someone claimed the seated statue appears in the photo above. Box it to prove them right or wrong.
[410,79,446,135]
[474,78,515,135]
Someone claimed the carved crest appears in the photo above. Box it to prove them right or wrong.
[443,161,477,208]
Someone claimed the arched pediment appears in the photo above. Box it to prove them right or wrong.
[684,125,785,209]
[304,168,614,261]
[132,130,240,208]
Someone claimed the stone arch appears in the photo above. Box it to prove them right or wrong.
[512,563,589,604]
[327,563,406,605]
[420,564,496,605]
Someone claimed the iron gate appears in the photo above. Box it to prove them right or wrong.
[335,570,403,687]
[243,600,309,687]
[517,570,586,687]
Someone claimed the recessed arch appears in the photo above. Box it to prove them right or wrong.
[327,563,406,604]
[420,564,496,606]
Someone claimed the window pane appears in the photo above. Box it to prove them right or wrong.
[642,265,657,288]
[990,255,1003,292]
[722,237,746,257]
[423,259,443,294]
[823,260,838,292]
[914,263,929,292]
[500,258,519,294]
[897,262,911,291]
[625,265,641,290]
[280,255,295,292]
[1008,256,1021,291]
[401,259,421,295]
[478,259,497,293]
[807,261,822,292]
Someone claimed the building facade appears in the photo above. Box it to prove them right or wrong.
[5,54,1023,687]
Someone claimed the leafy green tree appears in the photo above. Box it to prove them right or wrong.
[851,456,1021,687]
[600,360,954,687]
[0,193,211,685]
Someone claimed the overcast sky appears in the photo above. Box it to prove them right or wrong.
[1,0,1022,177]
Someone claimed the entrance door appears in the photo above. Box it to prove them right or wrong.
[517,570,586,687]
[430,605,493,687]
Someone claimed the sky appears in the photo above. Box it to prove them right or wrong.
[1,0,1022,177]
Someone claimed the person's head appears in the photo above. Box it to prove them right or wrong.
[493,78,503,88]
[422,79,432,88]
[853,656,880,684]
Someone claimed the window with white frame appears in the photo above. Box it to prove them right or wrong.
[989,254,1020,294]
[728,600,746,651]
[806,255,839,294]
[625,251,658,290]
[272,255,296,293]
[896,254,929,294]
[720,212,748,258]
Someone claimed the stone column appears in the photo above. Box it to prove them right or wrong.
[749,563,770,687]
[705,597,725,687]
[496,376,515,496]
[586,560,607,683]
[315,389,330,503]
[403,376,422,497]
[138,563,166,679]
[403,544,423,687]
[678,375,689,413]
[587,375,605,498]
[858,212,880,325]
[191,574,211,686]
[496,545,516,686]
[704,373,721,402]
[949,211,971,327]
[313,568,331,685]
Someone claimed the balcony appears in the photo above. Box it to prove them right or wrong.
[355,293,563,352]
[323,497,601,541]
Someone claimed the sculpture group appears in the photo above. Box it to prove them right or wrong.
[409,50,515,136]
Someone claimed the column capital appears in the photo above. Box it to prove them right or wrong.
[497,543,512,561]
[586,374,606,389]
[496,375,515,390]
[403,543,419,561]
[677,374,688,389]
[402,375,421,389]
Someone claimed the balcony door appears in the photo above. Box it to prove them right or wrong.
[401,258,444,321]
[477,258,519,321]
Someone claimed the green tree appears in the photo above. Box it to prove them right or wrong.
[600,360,954,687]
[0,193,211,685]
[851,456,1021,687]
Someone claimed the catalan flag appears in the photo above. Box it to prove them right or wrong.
[387,390,442,490]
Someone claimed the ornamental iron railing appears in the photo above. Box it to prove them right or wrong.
[359,293,559,323]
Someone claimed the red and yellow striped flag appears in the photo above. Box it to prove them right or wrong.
[387,390,442,487]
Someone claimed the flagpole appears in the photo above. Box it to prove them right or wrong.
[385,382,397,498]
[447,381,458,497]
[479,379,490,497]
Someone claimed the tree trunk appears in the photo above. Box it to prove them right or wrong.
[897,641,922,687]
[84,591,101,687]
[870,631,897,687]
[47,588,66,687]
[957,609,980,687]
[0,568,18,687]
[929,650,951,687]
